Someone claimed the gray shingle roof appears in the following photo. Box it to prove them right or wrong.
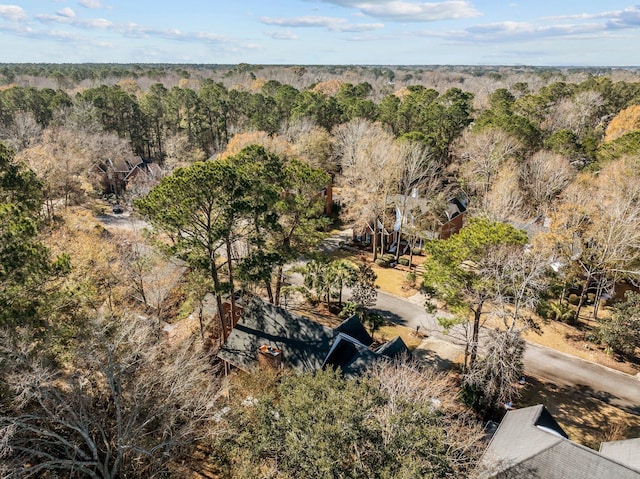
[218,299,335,372]
[218,299,411,375]
[600,438,640,472]
[482,405,640,479]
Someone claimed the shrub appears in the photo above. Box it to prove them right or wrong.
[536,300,552,320]
[548,301,576,324]
[412,247,423,256]
[597,290,640,357]
[398,257,410,267]
[375,258,390,267]
[338,302,358,319]
[568,294,579,305]
[405,271,416,286]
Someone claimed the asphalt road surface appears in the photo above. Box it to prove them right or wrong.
[310,230,640,413]
[372,288,640,414]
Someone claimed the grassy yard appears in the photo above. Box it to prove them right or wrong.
[333,247,639,376]
[329,246,640,448]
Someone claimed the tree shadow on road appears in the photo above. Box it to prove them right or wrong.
[519,375,640,450]
[370,307,405,326]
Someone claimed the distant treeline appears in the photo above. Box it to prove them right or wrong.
[1,64,640,167]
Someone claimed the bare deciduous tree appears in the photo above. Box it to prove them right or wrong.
[334,119,401,259]
[0,314,221,479]
[480,244,549,332]
[483,160,525,222]
[456,127,523,209]
[18,128,88,218]
[522,150,575,215]
[543,156,640,320]
[545,90,605,135]
[464,329,526,412]
[391,140,447,260]
[1,111,42,152]
[370,359,485,472]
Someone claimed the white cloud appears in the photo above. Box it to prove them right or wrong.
[79,0,105,9]
[321,0,481,22]
[261,15,338,28]
[36,13,113,29]
[37,12,237,47]
[0,4,28,22]
[338,22,384,32]
[56,7,76,18]
[448,5,640,45]
[265,30,298,40]
[260,15,383,32]
[466,20,603,41]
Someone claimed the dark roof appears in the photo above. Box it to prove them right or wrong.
[375,336,410,359]
[323,336,361,369]
[110,156,144,174]
[218,299,335,372]
[442,196,467,222]
[341,348,381,377]
[481,405,640,479]
[600,438,640,472]
[218,299,411,376]
[334,315,373,346]
[389,193,467,223]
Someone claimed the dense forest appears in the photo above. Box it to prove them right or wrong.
[1,64,640,477]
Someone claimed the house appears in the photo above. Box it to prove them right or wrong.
[352,192,468,254]
[481,405,640,478]
[91,156,147,194]
[218,298,410,376]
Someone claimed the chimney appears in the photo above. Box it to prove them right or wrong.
[257,344,282,369]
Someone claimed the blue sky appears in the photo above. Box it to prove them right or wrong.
[2,1,640,65]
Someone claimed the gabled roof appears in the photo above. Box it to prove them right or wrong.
[334,314,374,346]
[375,335,410,358]
[482,405,640,479]
[110,156,144,174]
[218,299,335,372]
[389,192,468,225]
[218,299,410,375]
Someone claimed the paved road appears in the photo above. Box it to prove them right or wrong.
[372,288,640,414]
[524,343,640,413]
[316,231,640,414]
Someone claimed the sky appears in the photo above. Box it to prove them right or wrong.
[2,1,640,65]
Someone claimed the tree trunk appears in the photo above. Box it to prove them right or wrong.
[592,274,606,321]
[198,302,205,342]
[395,229,403,261]
[463,341,470,375]
[408,234,415,268]
[395,197,408,261]
[575,272,592,322]
[372,221,379,261]
[208,247,227,343]
[273,265,283,306]
[263,279,273,304]
[225,236,236,328]
[469,299,484,370]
